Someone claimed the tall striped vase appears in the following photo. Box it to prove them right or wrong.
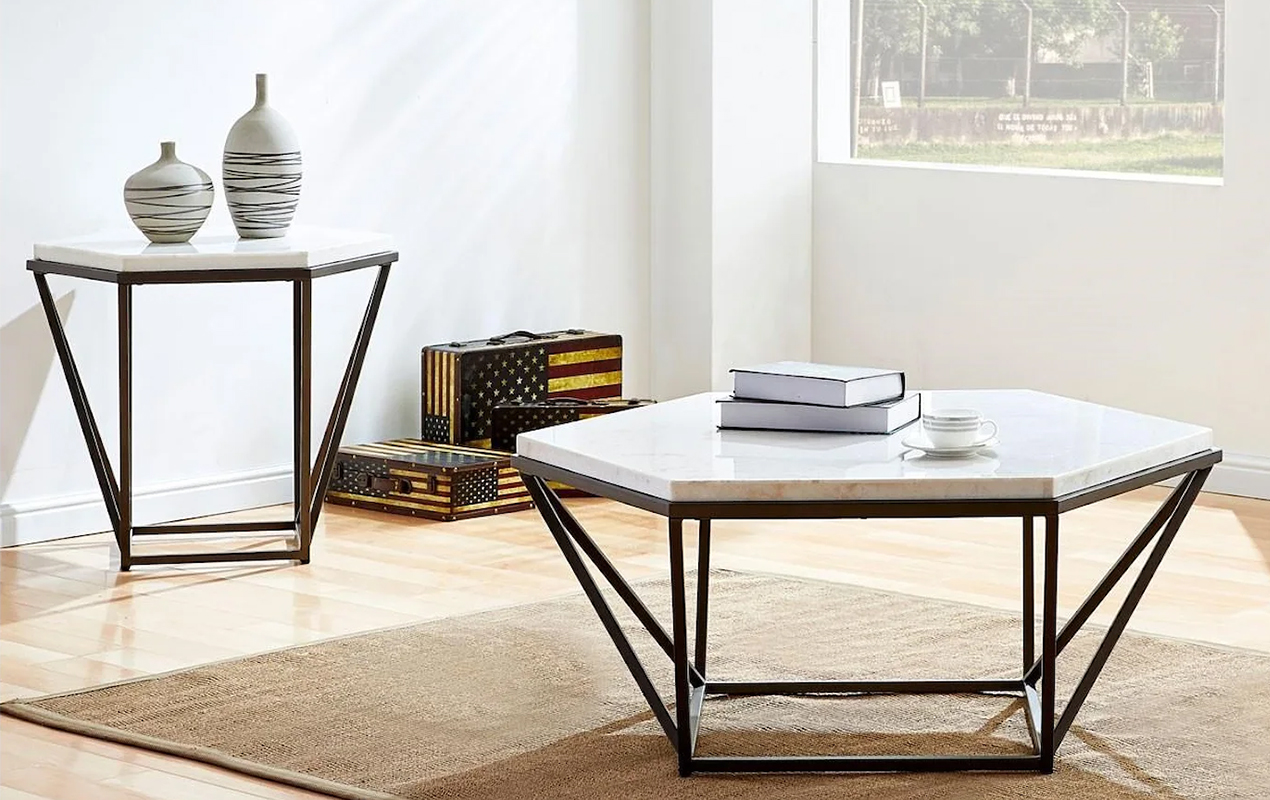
[223,73,301,239]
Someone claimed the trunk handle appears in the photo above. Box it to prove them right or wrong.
[448,329,586,347]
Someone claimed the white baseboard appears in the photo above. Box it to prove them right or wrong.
[0,465,293,548]
[1201,452,1270,501]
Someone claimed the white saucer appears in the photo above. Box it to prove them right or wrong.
[901,433,999,458]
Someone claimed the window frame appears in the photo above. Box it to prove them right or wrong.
[813,0,1225,185]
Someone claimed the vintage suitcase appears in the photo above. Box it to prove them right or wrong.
[421,329,622,448]
[325,439,532,521]
[491,397,656,452]
[493,397,655,498]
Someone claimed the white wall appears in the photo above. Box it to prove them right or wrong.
[711,0,814,391]
[0,0,651,545]
[650,0,813,397]
[812,2,1270,496]
[650,0,714,399]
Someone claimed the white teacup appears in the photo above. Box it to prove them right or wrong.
[922,408,998,449]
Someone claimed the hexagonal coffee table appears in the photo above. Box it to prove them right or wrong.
[512,390,1221,776]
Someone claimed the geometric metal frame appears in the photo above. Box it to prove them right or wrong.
[514,447,1219,775]
[28,251,397,570]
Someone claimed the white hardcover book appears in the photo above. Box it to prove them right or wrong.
[730,362,905,407]
[718,391,921,434]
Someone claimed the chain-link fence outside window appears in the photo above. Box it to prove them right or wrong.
[831,0,1224,176]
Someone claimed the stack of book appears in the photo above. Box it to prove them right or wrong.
[719,362,920,434]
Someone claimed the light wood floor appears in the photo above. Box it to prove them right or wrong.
[2,488,1268,799]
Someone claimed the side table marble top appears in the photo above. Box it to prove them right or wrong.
[515,390,1215,502]
[32,226,394,273]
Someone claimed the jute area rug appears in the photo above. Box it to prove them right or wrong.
[3,571,1267,799]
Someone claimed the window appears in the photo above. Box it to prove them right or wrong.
[816,0,1224,178]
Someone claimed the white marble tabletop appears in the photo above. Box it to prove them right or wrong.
[33,226,394,271]
[515,390,1215,502]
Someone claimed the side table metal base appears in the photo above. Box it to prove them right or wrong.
[33,261,392,570]
[522,464,1211,776]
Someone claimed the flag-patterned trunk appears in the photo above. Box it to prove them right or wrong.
[490,397,654,452]
[421,330,622,448]
[325,439,532,521]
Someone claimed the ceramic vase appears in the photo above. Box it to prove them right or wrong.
[123,141,214,243]
[223,73,302,238]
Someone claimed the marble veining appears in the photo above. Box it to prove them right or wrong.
[33,226,393,271]
[515,391,1215,502]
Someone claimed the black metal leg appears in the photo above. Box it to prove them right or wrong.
[1019,468,1209,766]
[1020,515,1040,752]
[1022,516,1034,673]
[294,279,312,562]
[1039,513,1059,772]
[540,483,705,685]
[1023,472,1203,684]
[1054,477,1190,655]
[1052,468,1209,747]
[695,520,711,677]
[669,519,693,776]
[34,274,122,535]
[523,475,678,742]
[116,285,133,570]
[309,262,392,529]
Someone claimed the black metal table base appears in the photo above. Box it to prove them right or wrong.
[31,254,395,570]
[518,453,1216,776]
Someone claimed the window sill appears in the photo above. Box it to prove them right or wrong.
[817,157,1224,188]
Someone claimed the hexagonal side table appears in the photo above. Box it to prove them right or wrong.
[28,228,398,570]
[512,391,1222,776]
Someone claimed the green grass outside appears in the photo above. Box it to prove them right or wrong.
[859,133,1223,177]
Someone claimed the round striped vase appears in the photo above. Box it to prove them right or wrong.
[223,73,302,239]
[123,141,214,244]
